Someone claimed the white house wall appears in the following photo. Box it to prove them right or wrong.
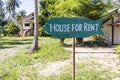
[113,17,120,44]
[102,20,112,45]
[114,26,120,44]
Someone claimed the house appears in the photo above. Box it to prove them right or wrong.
[20,12,34,36]
[102,8,120,45]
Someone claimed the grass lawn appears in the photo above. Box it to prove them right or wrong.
[0,37,33,49]
[0,37,71,80]
[0,37,119,80]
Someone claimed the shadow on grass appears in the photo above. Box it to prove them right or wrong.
[63,41,115,48]
[15,39,33,42]
[0,41,32,45]
[1,41,32,45]
[0,37,34,49]
[0,46,14,49]
[1,36,33,41]
[0,41,32,49]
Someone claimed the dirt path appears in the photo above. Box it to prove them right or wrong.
[0,42,30,62]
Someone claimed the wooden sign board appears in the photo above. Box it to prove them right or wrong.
[43,17,104,38]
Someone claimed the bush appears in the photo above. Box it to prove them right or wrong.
[3,21,20,36]
[91,35,106,46]
[116,45,120,58]
[39,27,51,37]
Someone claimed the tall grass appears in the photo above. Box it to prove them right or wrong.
[0,37,71,79]
[32,43,70,62]
[116,44,120,58]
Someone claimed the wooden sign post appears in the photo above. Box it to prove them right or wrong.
[72,38,75,80]
[43,17,104,80]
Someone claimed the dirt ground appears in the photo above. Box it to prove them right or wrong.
[0,43,30,62]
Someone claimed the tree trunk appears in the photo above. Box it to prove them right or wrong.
[0,26,1,38]
[28,0,38,54]
[76,38,83,44]
[60,38,65,45]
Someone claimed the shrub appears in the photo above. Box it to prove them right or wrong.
[39,27,51,37]
[116,45,120,58]
[3,21,20,36]
[91,35,106,46]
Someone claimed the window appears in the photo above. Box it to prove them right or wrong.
[25,23,30,26]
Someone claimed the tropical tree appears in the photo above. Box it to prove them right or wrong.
[28,0,39,54]
[39,0,60,27]
[78,0,115,19]
[18,10,26,17]
[0,0,3,14]
[5,0,21,19]
[15,10,26,21]
[0,0,4,20]
[0,0,4,38]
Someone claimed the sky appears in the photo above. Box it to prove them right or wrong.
[2,0,34,15]
[17,0,34,15]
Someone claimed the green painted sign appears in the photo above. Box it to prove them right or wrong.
[43,17,104,38]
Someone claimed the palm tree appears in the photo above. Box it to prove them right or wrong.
[0,0,4,38]
[15,10,26,21]
[5,0,21,19]
[0,0,4,19]
[18,10,26,17]
[28,0,39,54]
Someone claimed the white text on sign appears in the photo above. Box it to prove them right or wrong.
[49,23,99,32]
